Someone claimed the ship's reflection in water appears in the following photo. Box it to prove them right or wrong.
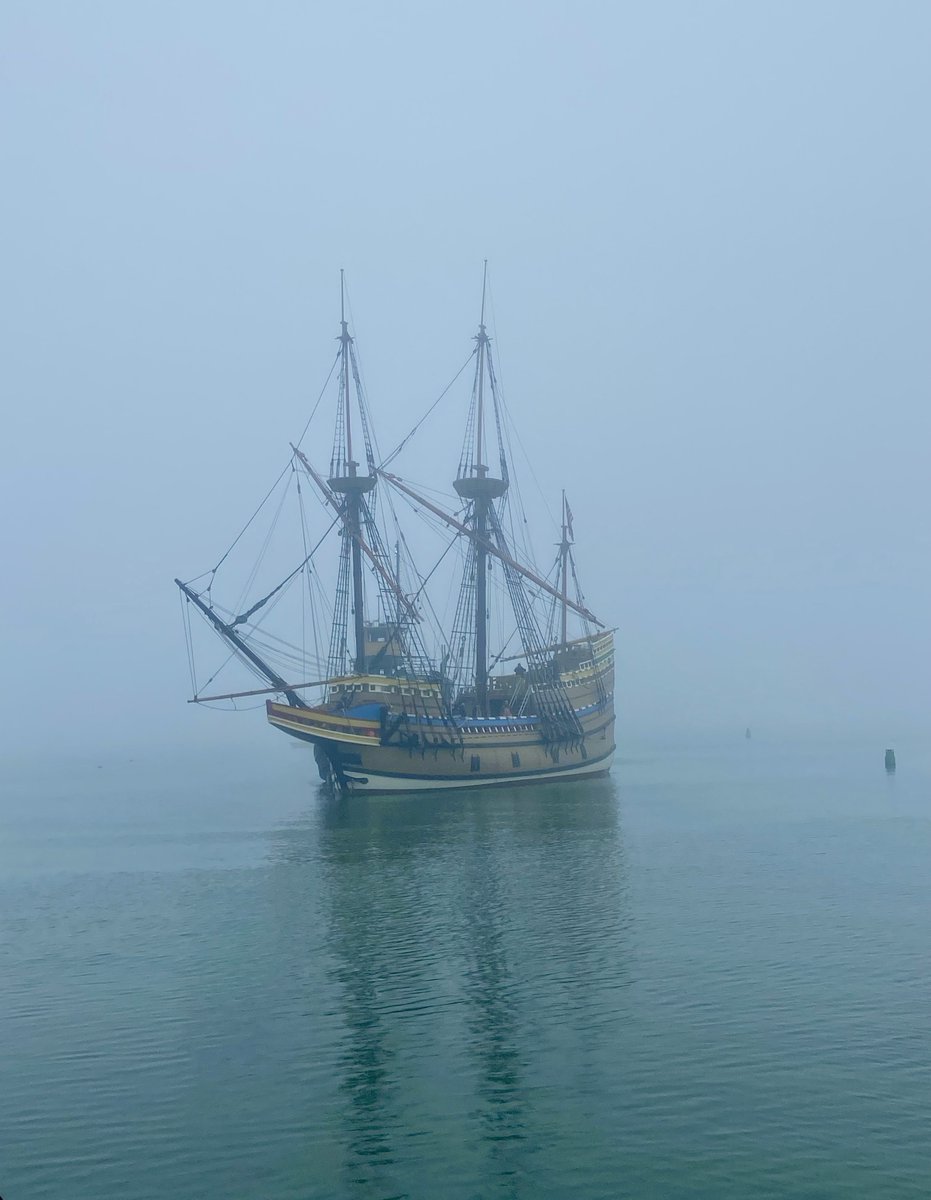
[270,778,630,1198]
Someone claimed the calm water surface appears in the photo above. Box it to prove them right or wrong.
[2,738,930,1198]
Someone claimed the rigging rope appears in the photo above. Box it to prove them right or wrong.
[295,349,341,450]
[207,461,291,579]
[188,348,339,588]
[230,509,341,626]
[232,471,294,617]
[180,590,198,695]
[380,349,477,469]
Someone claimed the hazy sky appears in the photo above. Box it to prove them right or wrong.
[2,0,929,756]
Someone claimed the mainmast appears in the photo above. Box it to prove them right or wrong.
[328,270,375,674]
[453,262,508,716]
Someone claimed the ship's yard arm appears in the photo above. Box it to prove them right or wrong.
[377,470,603,627]
[290,444,419,623]
[174,578,307,707]
[187,678,334,704]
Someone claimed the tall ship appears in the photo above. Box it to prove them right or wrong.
[176,270,615,792]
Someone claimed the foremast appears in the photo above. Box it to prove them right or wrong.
[326,270,378,676]
[293,274,446,700]
[559,491,572,647]
[177,272,425,713]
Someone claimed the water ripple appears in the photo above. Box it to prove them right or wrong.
[2,749,931,1198]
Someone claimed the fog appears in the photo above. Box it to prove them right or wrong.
[3,0,928,758]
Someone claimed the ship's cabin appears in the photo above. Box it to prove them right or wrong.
[361,621,407,674]
[452,643,599,719]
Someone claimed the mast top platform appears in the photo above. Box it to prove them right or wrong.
[454,474,508,501]
[329,471,376,494]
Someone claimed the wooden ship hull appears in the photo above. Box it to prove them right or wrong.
[266,633,615,793]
